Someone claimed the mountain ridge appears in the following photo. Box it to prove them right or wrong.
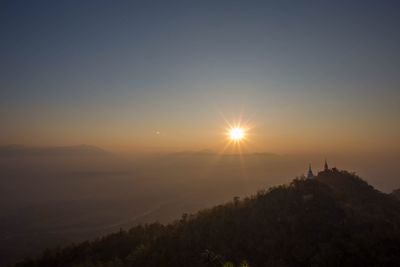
[15,169,400,267]
[0,144,111,157]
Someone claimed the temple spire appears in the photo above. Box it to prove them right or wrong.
[307,163,314,179]
[324,159,329,171]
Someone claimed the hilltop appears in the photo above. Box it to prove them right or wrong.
[15,169,400,267]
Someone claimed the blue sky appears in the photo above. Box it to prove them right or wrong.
[1,0,399,152]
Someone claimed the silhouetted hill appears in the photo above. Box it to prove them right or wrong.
[391,189,400,201]
[15,170,400,267]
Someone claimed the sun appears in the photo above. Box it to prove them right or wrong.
[229,127,245,142]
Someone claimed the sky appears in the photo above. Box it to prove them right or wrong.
[1,0,399,154]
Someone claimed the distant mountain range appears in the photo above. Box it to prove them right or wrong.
[0,144,111,157]
[15,169,400,267]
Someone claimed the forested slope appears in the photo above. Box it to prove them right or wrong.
[16,169,400,267]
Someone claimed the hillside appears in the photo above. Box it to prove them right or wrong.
[0,148,306,267]
[15,169,400,267]
[391,189,400,201]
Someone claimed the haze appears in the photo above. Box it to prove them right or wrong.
[0,1,399,266]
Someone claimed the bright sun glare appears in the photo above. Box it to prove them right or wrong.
[229,127,245,141]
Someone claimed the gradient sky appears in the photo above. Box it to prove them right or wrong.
[1,0,399,153]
